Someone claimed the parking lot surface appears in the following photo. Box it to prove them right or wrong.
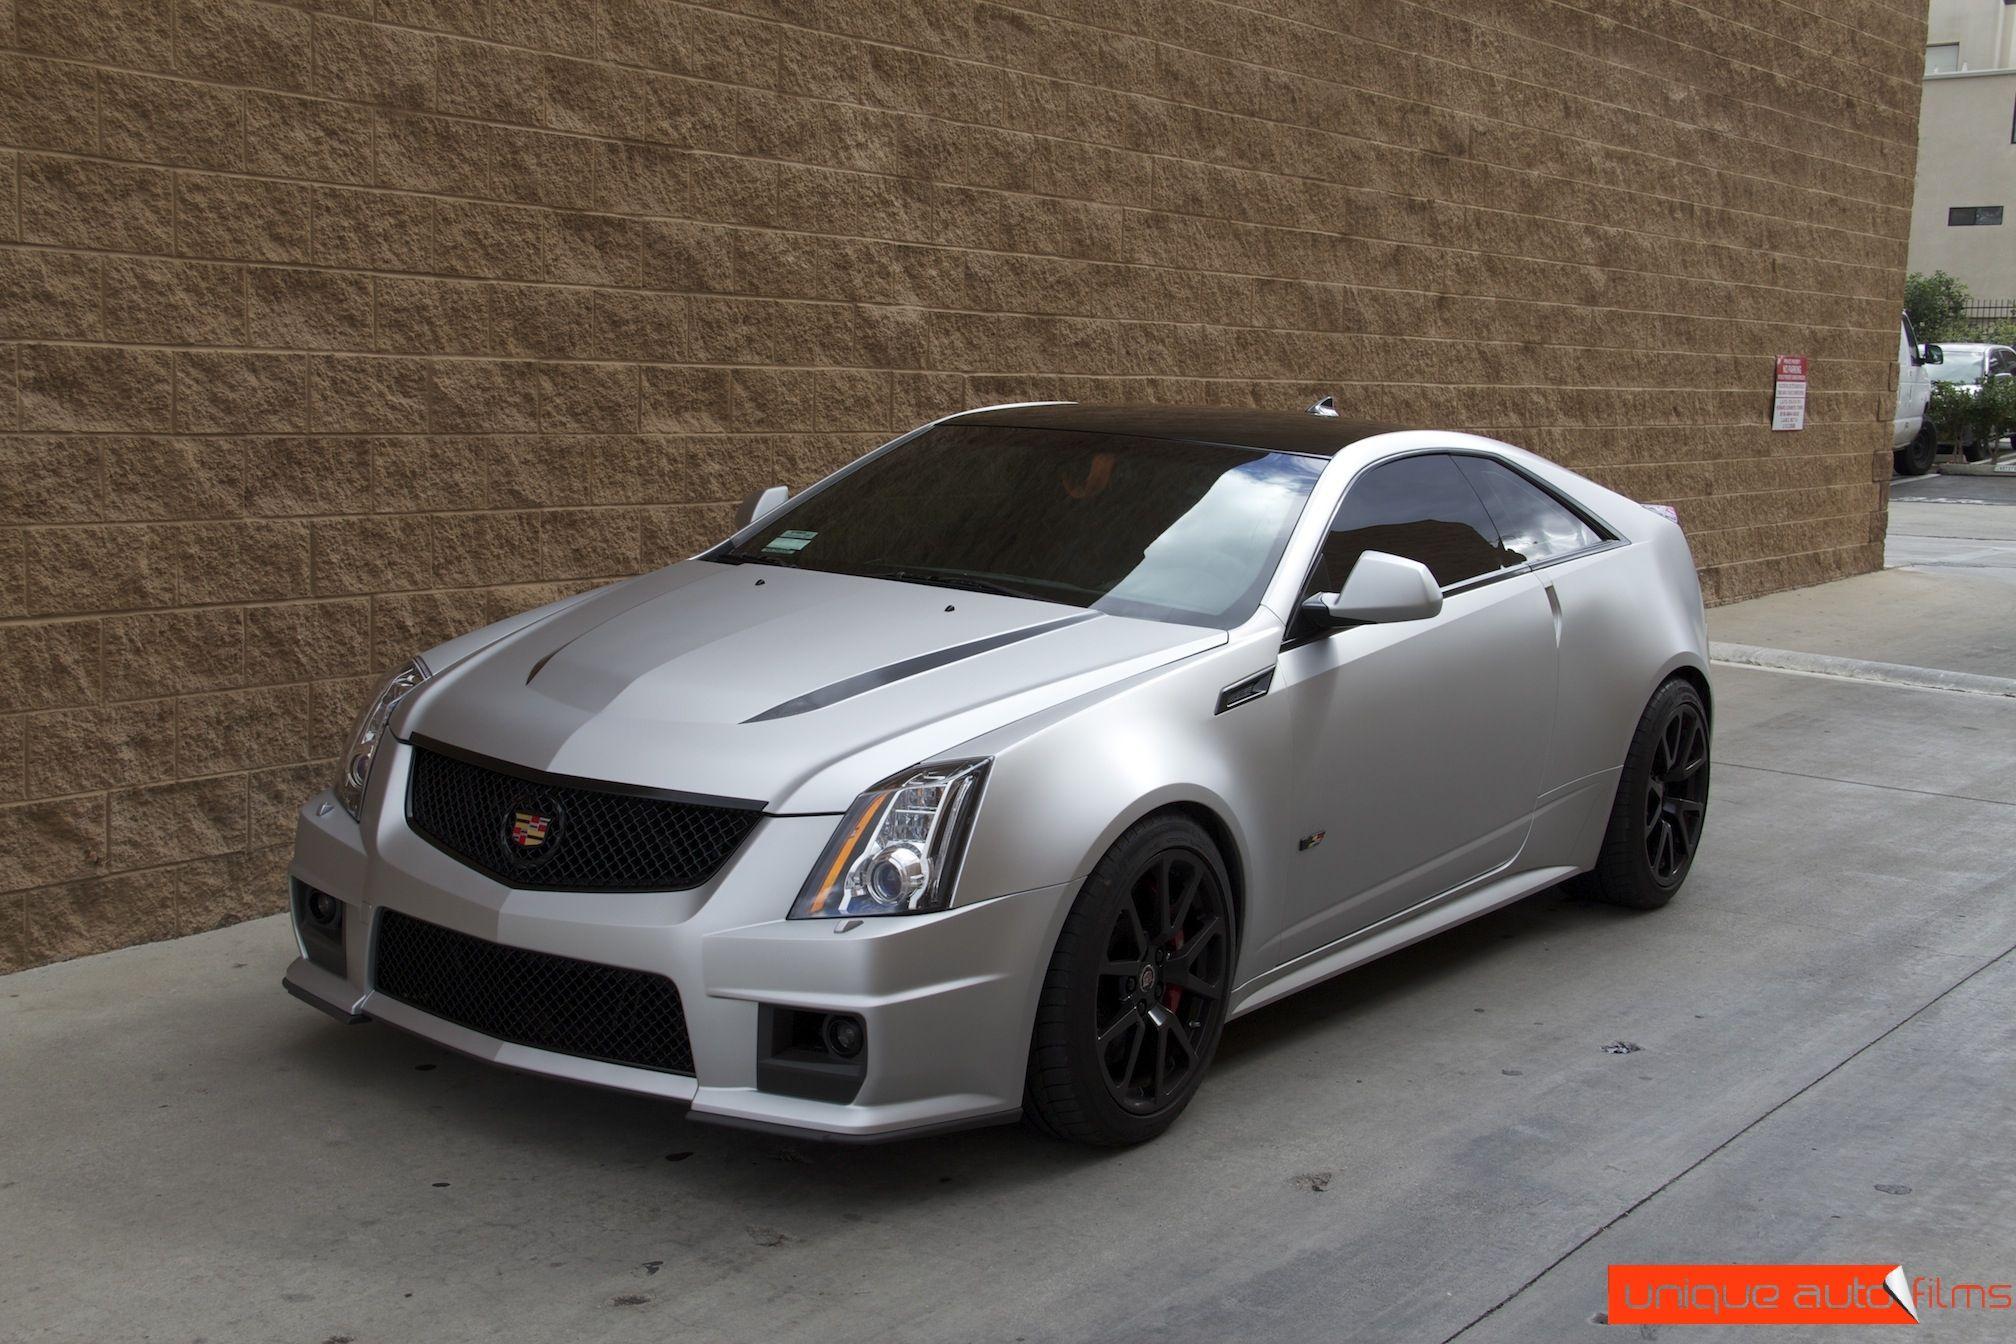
[5,494,2014,1343]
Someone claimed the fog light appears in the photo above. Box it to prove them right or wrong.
[305,889,341,929]
[292,880,347,978]
[758,1005,868,1104]
[823,1014,865,1059]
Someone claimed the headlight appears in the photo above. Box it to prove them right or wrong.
[789,759,990,919]
[336,657,431,819]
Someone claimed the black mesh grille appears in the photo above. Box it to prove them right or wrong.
[373,910,694,1075]
[406,744,760,892]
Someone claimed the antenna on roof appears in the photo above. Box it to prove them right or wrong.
[1306,395,1339,418]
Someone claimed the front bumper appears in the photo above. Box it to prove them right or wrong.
[282,744,1075,1141]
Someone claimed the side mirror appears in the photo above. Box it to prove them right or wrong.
[735,485,789,529]
[1923,344,1944,366]
[1302,551,1444,627]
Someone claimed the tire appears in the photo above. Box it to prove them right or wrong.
[1895,420,1938,476]
[1963,439,1993,464]
[1023,814,1235,1146]
[1579,679,1711,910]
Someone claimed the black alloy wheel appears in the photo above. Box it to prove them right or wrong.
[1579,677,1711,910]
[1091,849,1230,1115]
[1024,814,1235,1145]
[1643,698,1709,886]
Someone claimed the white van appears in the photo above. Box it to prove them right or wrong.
[1893,311,1943,476]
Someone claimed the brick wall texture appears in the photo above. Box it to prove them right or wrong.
[0,0,1927,970]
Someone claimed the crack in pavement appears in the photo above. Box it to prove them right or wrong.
[1718,761,2016,810]
[1438,937,2016,1343]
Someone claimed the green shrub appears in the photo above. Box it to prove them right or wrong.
[1928,377,2016,456]
[1975,319,2016,349]
[1905,270,1972,343]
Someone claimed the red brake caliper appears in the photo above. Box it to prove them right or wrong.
[1163,928,1185,1012]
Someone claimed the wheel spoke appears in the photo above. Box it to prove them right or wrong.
[1168,916,1223,971]
[1151,856,1176,939]
[1152,1021,1172,1097]
[1119,901,1149,961]
[1095,1004,1142,1050]
[1670,715,1708,780]
[1169,862,1201,938]
[1673,798,1704,851]
[1100,959,1141,982]
[1648,820,1672,877]
[1124,1018,1147,1083]
[1163,966,1222,1000]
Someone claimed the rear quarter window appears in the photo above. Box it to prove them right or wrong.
[1452,457,1608,567]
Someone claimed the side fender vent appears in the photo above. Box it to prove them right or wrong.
[1215,668,1275,715]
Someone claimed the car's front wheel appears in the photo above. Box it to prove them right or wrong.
[1024,814,1234,1146]
[1579,678,1711,910]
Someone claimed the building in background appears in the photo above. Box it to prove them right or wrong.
[1910,0,2016,298]
[1,1,1927,970]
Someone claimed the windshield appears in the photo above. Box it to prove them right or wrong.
[1932,350,1989,382]
[716,425,1326,627]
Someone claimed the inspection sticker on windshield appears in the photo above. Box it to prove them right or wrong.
[763,530,817,555]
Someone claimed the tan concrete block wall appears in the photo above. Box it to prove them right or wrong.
[0,0,1927,970]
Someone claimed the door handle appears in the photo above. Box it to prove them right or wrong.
[1544,582,1562,645]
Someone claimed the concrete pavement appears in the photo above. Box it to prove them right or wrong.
[4,497,2015,1343]
[1708,473,2016,678]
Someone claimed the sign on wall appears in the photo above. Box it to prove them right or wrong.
[1772,356,1809,431]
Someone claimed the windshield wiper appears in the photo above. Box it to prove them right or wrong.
[858,566,1044,602]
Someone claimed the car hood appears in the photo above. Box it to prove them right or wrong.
[398,560,1224,814]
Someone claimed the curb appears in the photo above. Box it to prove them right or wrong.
[1709,642,2016,699]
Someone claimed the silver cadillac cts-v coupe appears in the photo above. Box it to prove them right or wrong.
[284,401,1711,1146]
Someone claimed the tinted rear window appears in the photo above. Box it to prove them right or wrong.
[1453,456,1607,566]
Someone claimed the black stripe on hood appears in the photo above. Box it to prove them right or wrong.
[742,612,1100,723]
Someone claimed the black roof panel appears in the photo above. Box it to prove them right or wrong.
[946,403,1406,457]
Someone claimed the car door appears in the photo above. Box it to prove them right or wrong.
[1270,453,1559,958]
[1449,453,1624,797]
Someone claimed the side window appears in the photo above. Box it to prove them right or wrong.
[1992,348,2015,378]
[1305,455,1509,596]
[1453,456,1607,567]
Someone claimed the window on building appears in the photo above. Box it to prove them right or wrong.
[1925,43,1960,74]
[1949,206,2006,226]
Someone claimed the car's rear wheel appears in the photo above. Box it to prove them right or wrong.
[1579,678,1710,910]
[1963,438,1995,463]
[1894,420,1939,476]
[1023,815,1233,1146]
